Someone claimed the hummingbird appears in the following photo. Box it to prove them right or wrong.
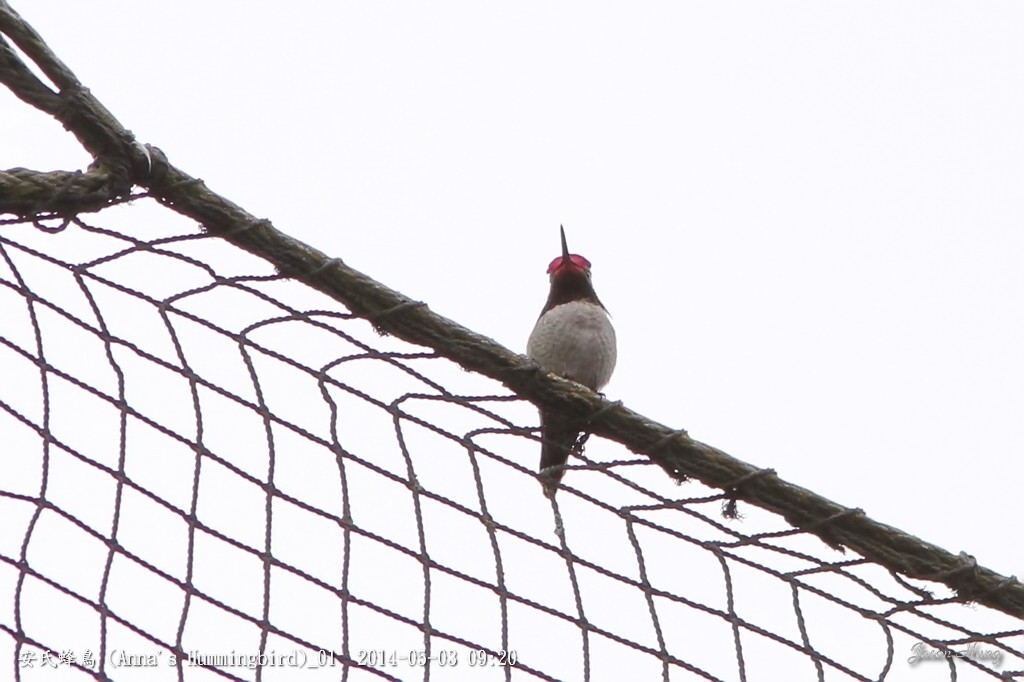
[527,226,617,496]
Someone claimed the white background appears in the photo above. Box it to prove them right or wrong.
[3,2,1023,680]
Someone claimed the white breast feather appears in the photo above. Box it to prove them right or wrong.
[527,300,617,391]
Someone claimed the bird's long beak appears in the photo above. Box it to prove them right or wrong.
[560,224,571,265]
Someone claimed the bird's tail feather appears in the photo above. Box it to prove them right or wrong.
[538,411,580,497]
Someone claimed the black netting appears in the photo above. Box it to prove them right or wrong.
[1,205,1021,681]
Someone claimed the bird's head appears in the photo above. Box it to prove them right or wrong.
[546,225,592,281]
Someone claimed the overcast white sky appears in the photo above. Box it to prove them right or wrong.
[3,1,1023,680]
